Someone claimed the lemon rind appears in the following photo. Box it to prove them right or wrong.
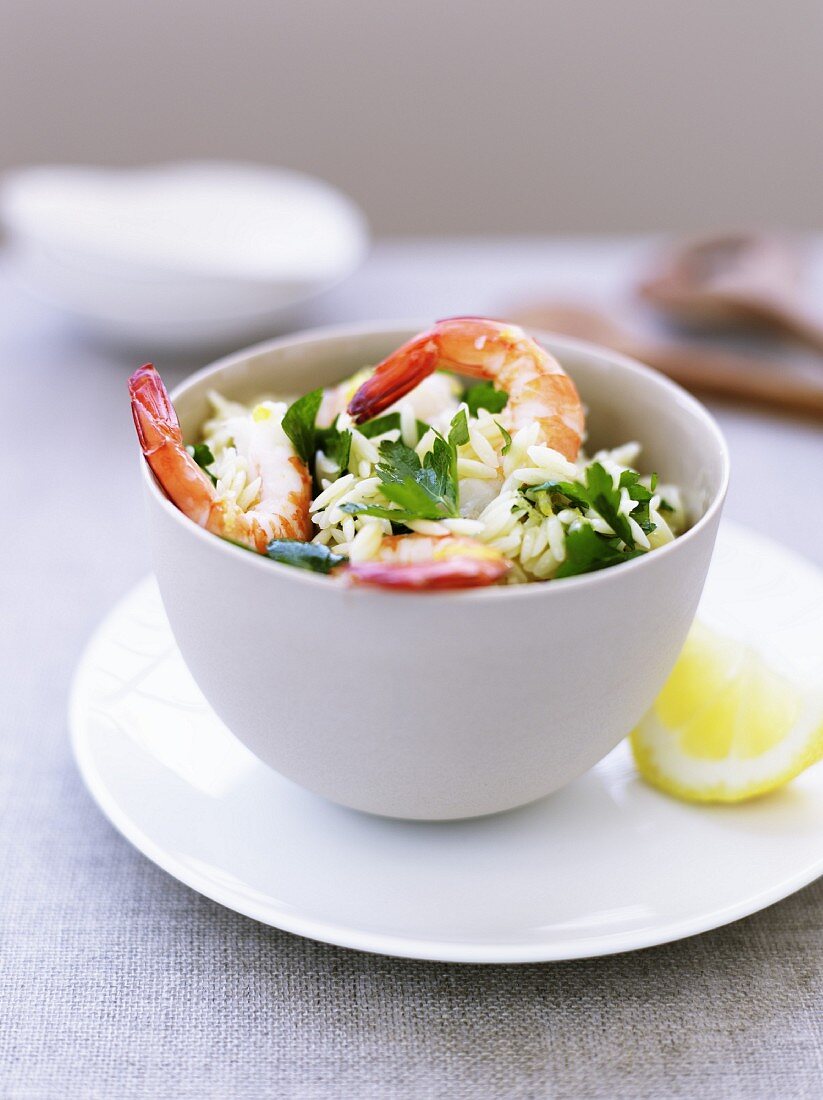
[631,711,823,804]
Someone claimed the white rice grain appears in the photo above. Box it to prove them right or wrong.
[348,522,384,563]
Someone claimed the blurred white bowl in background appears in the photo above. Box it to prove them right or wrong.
[0,161,369,351]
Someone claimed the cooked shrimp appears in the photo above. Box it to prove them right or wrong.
[348,317,585,461]
[129,364,312,551]
[347,534,510,590]
[318,368,460,432]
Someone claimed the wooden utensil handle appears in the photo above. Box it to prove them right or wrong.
[760,299,823,358]
[645,346,823,418]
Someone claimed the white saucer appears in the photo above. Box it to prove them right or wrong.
[70,522,823,963]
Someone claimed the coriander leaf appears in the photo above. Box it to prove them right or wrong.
[494,420,512,455]
[187,442,217,485]
[282,389,323,465]
[464,380,508,417]
[555,525,643,579]
[658,499,675,514]
[266,539,346,575]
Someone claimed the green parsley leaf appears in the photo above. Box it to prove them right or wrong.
[619,470,657,535]
[438,406,471,508]
[189,442,214,468]
[494,420,512,455]
[376,440,457,519]
[187,442,217,485]
[349,406,470,523]
[464,381,508,417]
[521,479,590,513]
[339,501,419,523]
[316,419,352,473]
[583,463,635,547]
[522,462,658,546]
[266,539,347,574]
[555,525,644,579]
[358,411,401,437]
[448,407,470,448]
[376,438,425,485]
[282,389,323,465]
[345,436,457,522]
[358,412,430,442]
[428,435,459,512]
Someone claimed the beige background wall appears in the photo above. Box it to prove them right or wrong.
[1,0,820,234]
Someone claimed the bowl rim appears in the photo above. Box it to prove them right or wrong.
[140,319,731,602]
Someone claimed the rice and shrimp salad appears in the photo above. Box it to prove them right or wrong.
[191,368,686,584]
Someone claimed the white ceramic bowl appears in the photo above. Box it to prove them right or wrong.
[142,323,729,820]
[0,162,369,351]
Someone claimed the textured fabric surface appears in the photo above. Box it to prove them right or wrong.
[3,242,823,1099]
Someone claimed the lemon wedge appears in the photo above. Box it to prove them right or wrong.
[631,622,823,802]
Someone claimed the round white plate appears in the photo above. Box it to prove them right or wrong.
[70,522,823,963]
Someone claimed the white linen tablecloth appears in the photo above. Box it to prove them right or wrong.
[3,238,823,1099]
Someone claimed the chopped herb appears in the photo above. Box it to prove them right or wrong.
[464,380,508,417]
[187,442,217,485]
[282,389,323,465]
[448,407,470,448]
[443,406,469,491]
[358,411,430,442]
[189,442,214,468]
[494,420,512,455]
[521,461,657,547]
[266,539,347,574]
[583,463,635,547]
[339,502,412,521]
[316,418,352,473]
[522,479,590,513]
[382,438,458,519]
[619,470,656,535]
[358,411,399,438]
[555,525,644,579]
[658,499,675,514]
[358,411,401,438]
[341,406,469,523]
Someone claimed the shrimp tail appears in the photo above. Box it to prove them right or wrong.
[129,363,182,454]
[347,339,439,422]
[128,363,215,526]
